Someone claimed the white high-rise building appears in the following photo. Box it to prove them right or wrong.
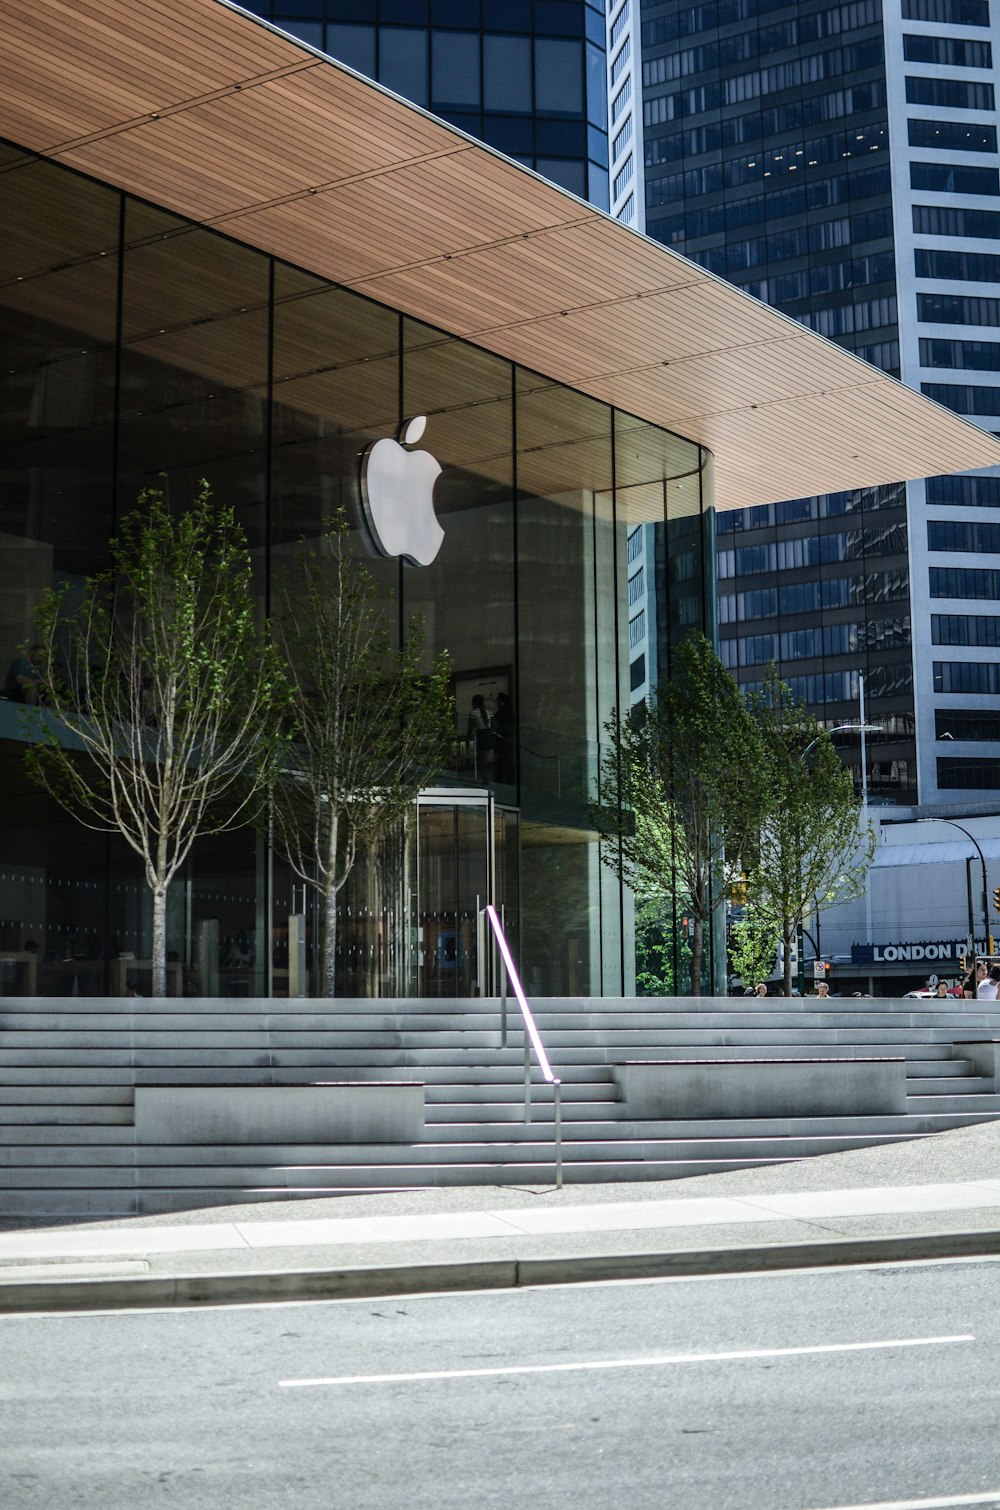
[622,0,1000,808]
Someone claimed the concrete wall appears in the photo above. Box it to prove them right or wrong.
[135,1084,425,1144]
[614,1057,908,1119]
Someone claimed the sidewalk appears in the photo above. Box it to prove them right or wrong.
[2,1118,1000,1313]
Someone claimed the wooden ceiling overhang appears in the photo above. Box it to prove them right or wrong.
[3,0,1000,509]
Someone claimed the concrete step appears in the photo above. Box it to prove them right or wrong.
[0,1158,804,1209]
[0,1136,931,1186]
[0,1046,969,1084]
[906,1092,1000,1112]
[0,1105,133,1126]
[0,1032,989,1068]
[905,1076,994,1094]
[0,1085,131,1106]
[0,1131,930,1171]
[7,1007,1000,1033]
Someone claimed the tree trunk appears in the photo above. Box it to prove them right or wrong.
[322,887,338,998]
[690,915,703,997]
[783,924,794,997]
[151,886,168,998]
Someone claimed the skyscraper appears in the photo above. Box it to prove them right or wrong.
[633,0,1000,807]
[234,0,611,210]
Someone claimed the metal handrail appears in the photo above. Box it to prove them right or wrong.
[482,903,563,1189]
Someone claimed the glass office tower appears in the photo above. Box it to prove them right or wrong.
[0,142,711,999]
[634,0,1000,807]
[236,0,611,209]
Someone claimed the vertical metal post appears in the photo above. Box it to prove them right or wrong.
[524,1034,531,1123]
[499,904,508,1043]
[554,1083,563,1190]
[475,897,485,998]
[859,671,873,950]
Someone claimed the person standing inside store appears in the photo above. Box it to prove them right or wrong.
[467,694,495,782]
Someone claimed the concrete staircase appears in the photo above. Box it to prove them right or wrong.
[2,994,1000,1218]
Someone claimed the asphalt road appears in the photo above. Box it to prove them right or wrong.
[3,1261,1000,1510]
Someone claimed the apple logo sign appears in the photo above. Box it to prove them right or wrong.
[359,416,444,568]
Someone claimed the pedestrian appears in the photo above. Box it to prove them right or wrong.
[977,964,1000,1000]
[754,982,768,997]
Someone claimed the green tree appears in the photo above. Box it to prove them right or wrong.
[747,669,875,997]
[592,634,767,995]
[270,523,453,998]
[728,898,781,992]
[27,485,284,996]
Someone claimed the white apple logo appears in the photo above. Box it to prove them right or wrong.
[359,416,444,567]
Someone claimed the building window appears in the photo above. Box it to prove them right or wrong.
[618,191,635,223]
[938,759,1000,789]
[929,520,1000,552]
[905,76,995,110]
[903,34,992,66]
[612,77,632,121]
[934,661,1000,693]
[914,206,1000,239]
[908,119,997,153]
[628,567,644,606]
[926,474,1000,507]
[917,249,1000,282]
[610,1,630,50]
[484,35,532,113]
[629,653,645,692]
[923,383,1000,416]
[936,709,1000,741]
[627,526,643,563]
[610,37,631,86]
[535,39,584,114]
[930,566,1000,598]
[613,156,633,199]
[612,117,632,161]
[918,295,1000,328]
[910,163,1000,197]
[903,0,989,20]
[932,614,1000,647]
[921,338,1000,371]
[628,609,646,649]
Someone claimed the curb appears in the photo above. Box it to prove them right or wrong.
[2,1226,1000,1313]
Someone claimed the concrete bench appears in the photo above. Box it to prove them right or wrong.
[134,1083,424,1144]
[952,1041,1000,1088]
[613,1057,907,1120]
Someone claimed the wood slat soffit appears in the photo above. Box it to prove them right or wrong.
[3,0,1000,508]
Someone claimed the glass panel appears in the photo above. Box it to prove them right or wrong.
[401,322,515,792]
[534,38,584,114]
[515,370,616,995]
[432,30,481,108]
[484,34,532,112]
[536,158,587,196]
[0,156,125,992]
[326,23,376,75]
[417,803,487,997]
[118,201,270,548]
[380,27,428,105]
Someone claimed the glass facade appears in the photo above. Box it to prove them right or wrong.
[237,0,610,208]
[0,142,711,998]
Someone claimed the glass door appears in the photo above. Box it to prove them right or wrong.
[414,792,518,997]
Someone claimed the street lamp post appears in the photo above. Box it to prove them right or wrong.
[916,817,991,963]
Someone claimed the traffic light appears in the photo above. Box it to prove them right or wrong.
[993,885,1000,915]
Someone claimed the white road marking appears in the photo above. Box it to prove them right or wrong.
[279,1332,973,1388]
[799,1492,1000,1510]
